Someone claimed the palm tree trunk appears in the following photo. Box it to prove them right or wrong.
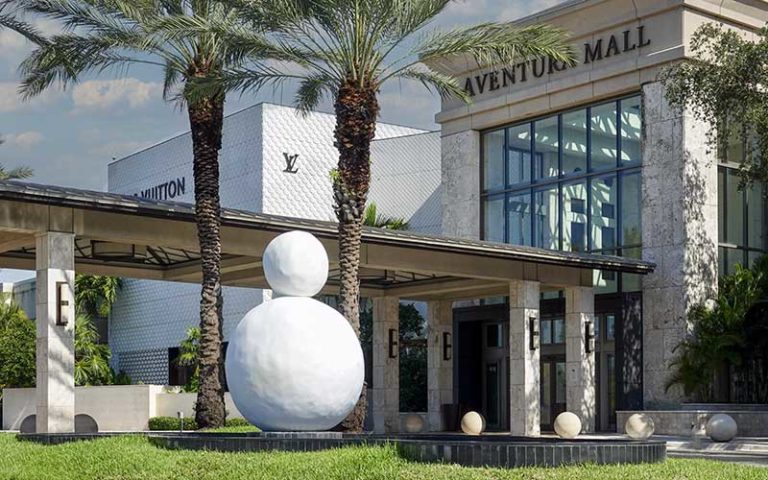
[188,93,226,429]
[333,80,379,432]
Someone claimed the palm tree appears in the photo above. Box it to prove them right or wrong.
[18,0,253,428]
[363,202,408,230]
[75,274,121,318]
[181,0,574,430]
[0,0,46,44]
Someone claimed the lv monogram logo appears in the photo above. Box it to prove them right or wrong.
[283,152,299,173]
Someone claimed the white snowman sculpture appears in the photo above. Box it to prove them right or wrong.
[226,230,365,431]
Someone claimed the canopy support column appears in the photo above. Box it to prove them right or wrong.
[565,286,596,433]
[509,280,540,436]
[427,300,453,432]
[372,296,399,433]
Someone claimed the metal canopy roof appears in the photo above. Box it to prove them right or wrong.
[0,181,654,300]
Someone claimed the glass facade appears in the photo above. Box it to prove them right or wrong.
[481,95,643,292]
[718,167,767,276]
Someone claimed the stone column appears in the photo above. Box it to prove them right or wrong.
[565,286,596,433]
[508,280,540,436]
[372,296,399,433]
[35,232,76,434]
[641,82,718,405]
[426,300,453,432]
[441,130,481,240]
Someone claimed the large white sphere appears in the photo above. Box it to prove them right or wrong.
[403,414,425,433]
[706,414,738,442]
[554,412,582,439]
[460,411,486,435]
[625,413,655,440]
[226,296,364,431]
[263,231,329,297]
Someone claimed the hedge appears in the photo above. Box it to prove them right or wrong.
[148,416,253,431]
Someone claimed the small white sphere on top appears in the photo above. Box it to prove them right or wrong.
[263,231,329,297]
[460,411,486,435]
[625,413,655,440]
[554,412,582,439]
[706,414,738,442]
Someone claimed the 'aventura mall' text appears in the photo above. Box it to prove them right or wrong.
[462,26,651,97]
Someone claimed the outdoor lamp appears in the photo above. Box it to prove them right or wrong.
[585,320,595,354]
[56,281,71,326]
[388,328,398,358]
[442,332,452,361]
[529,316,540,351]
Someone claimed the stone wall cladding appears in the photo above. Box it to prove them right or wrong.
[640,82,719,405]
[440,130,480,240]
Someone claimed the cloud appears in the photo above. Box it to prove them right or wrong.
[0,82,62,112]
[88,140,152,159]
[2,131,43,149]
[71,78,161,112]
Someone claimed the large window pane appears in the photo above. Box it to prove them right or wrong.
[483,130,504,191]
[621,171,642,247]
[725,169,744,245]
[534,186,559,250]
[534,116,559,180]
[507,124,532,186]
[507,193,532,246]
[718,168,726,243]
[562,109,587,176]
[724,122,744,164]
[620,96,642,165]
[748,182,765,250]
[484,195,505,242]
[622,247,642,292]
[591,102,618,171]
[563,180,587,252]
[591,175,617,253]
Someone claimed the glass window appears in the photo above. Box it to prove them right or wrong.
[507,193,532,246]
[724,122,744,165]
[486,324,503,347]
[552,318,565,344]
[534,116,559,180]
[620,172,642,247]
[591,175,617,253]
[748,183,765,250]
[591,103,618,171]
[534,186,559,250]
[726,169,744,245]
[718,169,726,243]
[563,180,587,252]
[605,314,616,341]
[483,129,504,191]
[507,124,531,186]
[484,195,505,243]
[541,319,553,345]
[622,247,642,292]
[562,109,587,175]
[620,96,641,165]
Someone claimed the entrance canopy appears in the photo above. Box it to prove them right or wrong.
[0,181,653,300]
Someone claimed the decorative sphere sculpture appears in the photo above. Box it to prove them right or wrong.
[403,414,425,433]
[226,231,364,431]
[460,411,486,435]
[706,414,738,442]
[554,412,582,439]
[625,413,655,440]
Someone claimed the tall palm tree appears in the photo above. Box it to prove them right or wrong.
[0,0,46,45]
[177,0,574,430]
[18,0,253,428]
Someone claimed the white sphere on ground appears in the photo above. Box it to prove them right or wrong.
[625,413,655,440]
[554,412,582,439]
[263,231,329,297]
[226,296,364,431]
[460,411,485,435]
[403,414,425,433]
[706,414,738,442]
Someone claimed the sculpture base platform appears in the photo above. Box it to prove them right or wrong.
[19,431,666,468]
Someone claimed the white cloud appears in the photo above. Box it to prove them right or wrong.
[2,131,43,149]
[88,140,152,159]
[71,78,161,112]
[0,82,63,112]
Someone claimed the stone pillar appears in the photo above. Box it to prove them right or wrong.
[35,232,76,434]
[641,82,718,405]
[372,296,399,433]
[441,130,481,240]
[565,286,596,433]
[508,280,540,436]
[427,300,453,432]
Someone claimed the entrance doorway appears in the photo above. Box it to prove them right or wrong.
[540,355,566,431]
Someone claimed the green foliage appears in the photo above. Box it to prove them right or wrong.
[148,416,199,431]
[74,315,114,386]
[0,433,766,479]
[661,23,768,188]
[363,202,409,230]
[0,300,36,397]
[75,275,121,318]
[398,303,427,412]
[177,327,200,393]
[667,259,768,398]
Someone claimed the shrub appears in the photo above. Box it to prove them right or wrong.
[224,418,251,428]
[148,416,198,431]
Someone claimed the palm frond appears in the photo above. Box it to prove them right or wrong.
[0,1,48,45]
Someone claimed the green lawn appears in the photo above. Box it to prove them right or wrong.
[0,433,765,480]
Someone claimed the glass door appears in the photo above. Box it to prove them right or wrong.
[482,322,508,431]
[540,356,566,431]
[595,312,617,432]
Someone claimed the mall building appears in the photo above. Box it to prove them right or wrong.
[2,0,767,435]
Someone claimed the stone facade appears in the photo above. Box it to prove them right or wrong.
[640,82,718,405]
[372,297,400,433]
[426,300,453,432]
[565,287,596,432]
[508,281,541,436]
[440,130,480,240]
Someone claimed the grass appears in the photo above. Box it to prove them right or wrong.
[200,425,261,433]
[0,433,765,480]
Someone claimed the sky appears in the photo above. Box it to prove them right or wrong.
[0,0,565,282]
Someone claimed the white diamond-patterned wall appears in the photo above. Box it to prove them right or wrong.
[107,102,438,381]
